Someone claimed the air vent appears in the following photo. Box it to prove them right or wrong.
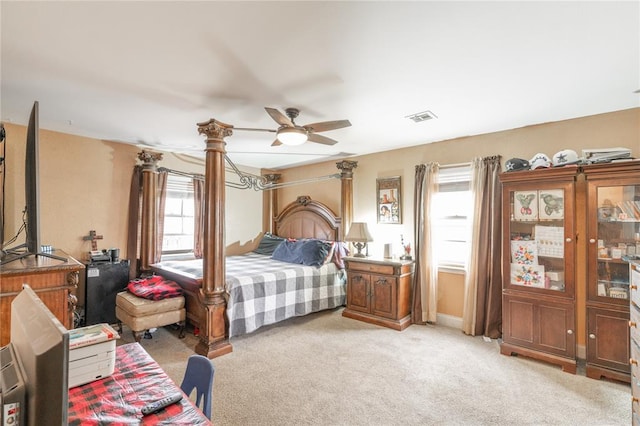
[406,110,437,123]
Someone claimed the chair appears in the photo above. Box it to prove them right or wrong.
[180,354,215,419]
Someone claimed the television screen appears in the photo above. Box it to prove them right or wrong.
[24,101,41,255]
[1,101,65,265]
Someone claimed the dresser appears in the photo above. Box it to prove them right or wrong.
[342,257,414,331]
[0,250,84,345]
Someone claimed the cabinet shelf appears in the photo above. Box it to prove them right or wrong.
[599,219,640,224]
[598,258,632,264]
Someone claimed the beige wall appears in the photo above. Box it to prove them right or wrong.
[1,122,263,267]
[278,108,640,332]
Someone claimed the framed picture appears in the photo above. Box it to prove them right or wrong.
[510,240,538,265]
[538,189,564,220]
[377,177,401,224]
[510,263,546,288]
[513,190,538,221]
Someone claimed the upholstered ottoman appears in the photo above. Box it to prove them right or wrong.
[115,291,186,342]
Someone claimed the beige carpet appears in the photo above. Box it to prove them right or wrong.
[118,307,630,425]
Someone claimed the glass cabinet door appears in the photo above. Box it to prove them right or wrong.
[591,183,640,303]
[506,182,574,296]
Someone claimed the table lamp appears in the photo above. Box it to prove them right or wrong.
[345,222,373,257]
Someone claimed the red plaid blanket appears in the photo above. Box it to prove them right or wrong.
[127,275,183,300]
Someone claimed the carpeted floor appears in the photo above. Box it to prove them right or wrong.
[119,307,630,425]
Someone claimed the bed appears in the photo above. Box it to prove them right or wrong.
[150,196,348,339]
[137,121,358,358]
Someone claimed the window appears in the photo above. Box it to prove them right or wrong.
[432,165,473,271]
[162,175,195,255]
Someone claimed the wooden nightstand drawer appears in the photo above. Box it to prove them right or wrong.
[346,261,394,275]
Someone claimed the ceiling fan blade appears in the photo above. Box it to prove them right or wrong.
[271,139,282,147]
[265,107,294,127]
[303,119,351,133]
[234,127,276,133]
[307,133,338,146]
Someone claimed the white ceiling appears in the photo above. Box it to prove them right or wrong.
[1,1,638,170]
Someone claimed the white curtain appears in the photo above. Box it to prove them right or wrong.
[412,162,440,324]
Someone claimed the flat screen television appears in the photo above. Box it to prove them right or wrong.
[1,101,65,264]
[8,285,70,425]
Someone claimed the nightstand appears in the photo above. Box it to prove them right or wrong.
[342,257,414,331]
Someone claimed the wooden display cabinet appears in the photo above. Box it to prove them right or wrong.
[342,257,414,331]
[628,261,640,423]
[499,166,578,373]
[584,161,640,382]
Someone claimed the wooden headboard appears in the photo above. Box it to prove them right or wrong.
[274,196,342,241]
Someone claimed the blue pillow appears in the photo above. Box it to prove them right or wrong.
[253,233,285,255]
[272,239,331,267]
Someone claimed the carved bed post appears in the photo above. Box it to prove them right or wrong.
[195,119,233,358]
[336,160,358,240]
[263,173,281,233]
[138,151,163,273]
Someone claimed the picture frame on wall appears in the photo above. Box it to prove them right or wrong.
[377,176,401,224]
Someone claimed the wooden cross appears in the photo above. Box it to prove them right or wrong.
[83,230,103,251]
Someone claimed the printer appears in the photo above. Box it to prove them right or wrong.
[68,323,119,388]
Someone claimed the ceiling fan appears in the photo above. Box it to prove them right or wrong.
[234,107,351,146]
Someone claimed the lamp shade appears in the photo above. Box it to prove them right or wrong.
[345,222,373,242]
[277,127,308,145]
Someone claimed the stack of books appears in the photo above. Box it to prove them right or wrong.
[69,323,119,349]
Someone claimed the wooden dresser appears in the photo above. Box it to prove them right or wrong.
[0,250,84,345]
[342,256,414,331]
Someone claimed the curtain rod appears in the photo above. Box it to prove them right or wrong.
[439,161,472,169]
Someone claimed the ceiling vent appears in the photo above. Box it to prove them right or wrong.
[406,110,437,123]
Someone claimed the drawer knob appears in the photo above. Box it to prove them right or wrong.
[589,238,596,244]
[631,358,638,366]
[565,237,572,243]
[589,334,596,339]
[631,321,638,328]
[566,329,573,335]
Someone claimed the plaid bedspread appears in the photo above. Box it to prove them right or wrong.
[225,253,345,337]
[154,253,346,337]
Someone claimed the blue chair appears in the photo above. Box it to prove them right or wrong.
[180,354,215,419]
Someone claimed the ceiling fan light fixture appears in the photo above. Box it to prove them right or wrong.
[277,127,308,145]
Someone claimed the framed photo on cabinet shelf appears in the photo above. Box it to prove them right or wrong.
[538,189,564,220]
[377,176,401,224]
[510,263,545,288]
[513,191,538,221]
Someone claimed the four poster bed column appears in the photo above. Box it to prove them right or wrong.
[336,160,357,240]
[195,119,234,358]
[263,173,281,233]
[139,151,163,273]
